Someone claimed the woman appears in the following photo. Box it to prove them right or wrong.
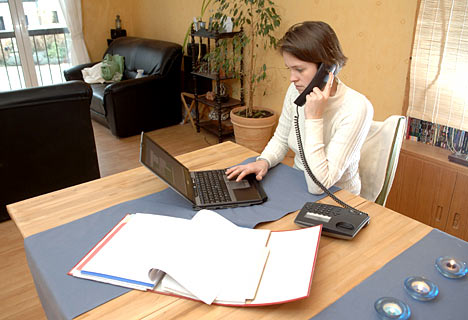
[226,21,373,195]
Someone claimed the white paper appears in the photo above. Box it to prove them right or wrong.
[77,214,191,287]
[72,210,271,305]
[71,210,319,306]
[250,227,320,305]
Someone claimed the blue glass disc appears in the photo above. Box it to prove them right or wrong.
[374,297,411,320]
[435,256,468,279]
[404,276,438,301]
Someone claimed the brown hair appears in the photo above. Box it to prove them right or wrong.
[278,21,347,67]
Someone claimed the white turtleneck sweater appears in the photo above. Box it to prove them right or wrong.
[259,79,374,195]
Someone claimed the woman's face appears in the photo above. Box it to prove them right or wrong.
[283,51,318,93]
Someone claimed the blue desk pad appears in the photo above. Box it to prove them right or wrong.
[312,229,468,320]
[24,158,339,320]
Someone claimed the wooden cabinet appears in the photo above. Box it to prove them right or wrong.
[386,140,468,241]
[445,174,468,239]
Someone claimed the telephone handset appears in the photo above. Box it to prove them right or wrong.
[292,63,370,239]
[294,63,339,107]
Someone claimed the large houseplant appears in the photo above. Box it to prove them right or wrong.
[209,0,282,152]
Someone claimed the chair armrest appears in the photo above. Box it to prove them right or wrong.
[102,75,181,137]
[64,62,99,81]
[103,75,162,94]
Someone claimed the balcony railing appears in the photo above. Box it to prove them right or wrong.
[0,27,71,92]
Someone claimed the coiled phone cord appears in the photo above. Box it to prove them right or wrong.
[294,105,368,216]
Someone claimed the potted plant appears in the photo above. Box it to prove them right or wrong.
[209,0,282,152]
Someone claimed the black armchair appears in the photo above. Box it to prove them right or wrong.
[0,81,100,222]
[64,37,183,138]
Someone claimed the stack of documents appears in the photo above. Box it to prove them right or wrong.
[70,210,321,305]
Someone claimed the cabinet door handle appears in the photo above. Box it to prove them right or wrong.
[435,205,443,222]
[451,212,460,229]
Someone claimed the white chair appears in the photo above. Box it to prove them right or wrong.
[359,115,406,206]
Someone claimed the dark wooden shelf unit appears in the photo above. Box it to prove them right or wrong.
[190,27,244,143]
[198,119,234,139]
[196,96,242,109]
[192,29,242,39]
[191,71,236,81]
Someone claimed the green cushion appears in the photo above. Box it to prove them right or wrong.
[101,54,124,81]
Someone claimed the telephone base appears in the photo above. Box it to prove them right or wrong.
[294,202,369,240]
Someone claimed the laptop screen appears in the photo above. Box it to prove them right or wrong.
[140,133,195,203]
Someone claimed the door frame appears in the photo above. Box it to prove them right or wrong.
[8,0,39,88]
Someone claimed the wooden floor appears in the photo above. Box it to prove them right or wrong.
[0,121,235,320]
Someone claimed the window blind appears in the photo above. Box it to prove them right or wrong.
[407,0,468,131]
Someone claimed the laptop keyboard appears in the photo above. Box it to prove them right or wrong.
[194,170,232,204]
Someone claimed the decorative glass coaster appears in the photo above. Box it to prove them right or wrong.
[404,276,438,301]
[374,297,411,320]
[435,256,468,279]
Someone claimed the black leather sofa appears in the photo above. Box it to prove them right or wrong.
[64,37,183,138]
[0,81,100,222]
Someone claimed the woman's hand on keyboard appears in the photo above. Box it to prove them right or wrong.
[225,160,269,182]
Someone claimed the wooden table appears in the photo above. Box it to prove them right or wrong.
[8,142,432,320]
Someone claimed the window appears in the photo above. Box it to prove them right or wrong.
[407,0,468,132]
[0,16,4,31]
[52,11,59,24]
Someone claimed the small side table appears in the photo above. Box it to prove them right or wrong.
[107,29,127,46]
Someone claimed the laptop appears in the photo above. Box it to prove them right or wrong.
[139,132,267,210]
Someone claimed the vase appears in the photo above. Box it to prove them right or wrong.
[230,106,277,153]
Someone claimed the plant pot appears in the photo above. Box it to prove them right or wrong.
[230,106,277,153]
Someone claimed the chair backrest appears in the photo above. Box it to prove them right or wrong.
[105,37,183,79]
[0,81,100,221]
[359,115,406,206]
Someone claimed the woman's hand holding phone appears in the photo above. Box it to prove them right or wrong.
[304,72,334,119]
